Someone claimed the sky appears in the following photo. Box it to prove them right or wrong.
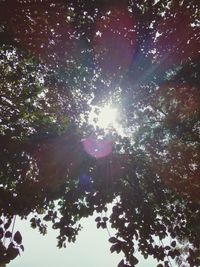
[9,215,157,267]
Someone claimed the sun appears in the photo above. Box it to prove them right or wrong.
[88,104,120,131]
[97,105,118,129]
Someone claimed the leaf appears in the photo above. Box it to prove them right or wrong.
[14,231,22,244]
[52,222,60,229]
[101,222,107,229]
[4,219,12,230]
[103,216,108,222]
[20,245,24,251]
[174,249,180,257]
[5,231,12,238]
[129,255,139,266]
[0,242,6,254]
[115,244,122,254]
[170,240,176,248]
[117,259,124,267]
[0,227,4,239]
[43,214,51,221]
[6,242,19,260]
[110,243,121,254]
[97,222,101,229]
[110,244,116,253]
[31,221,37,229]
[168,250,176,259]
[95,216,101,222]
[109,237,118,243]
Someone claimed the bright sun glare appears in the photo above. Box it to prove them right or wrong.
[89,104,120,131]
[97,105,118,128]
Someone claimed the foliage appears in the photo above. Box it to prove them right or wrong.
[0,0,200,266]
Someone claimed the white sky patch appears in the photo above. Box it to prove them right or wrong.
[96,30,102,37]
[88,104,124,135]
[97,105,117,129]
[155,31,162,41]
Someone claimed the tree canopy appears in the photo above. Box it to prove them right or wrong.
[0,0,200,266]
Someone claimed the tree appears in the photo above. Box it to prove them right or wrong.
[0,0,200,266]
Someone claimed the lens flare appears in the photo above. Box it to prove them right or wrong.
[82,136,112,158]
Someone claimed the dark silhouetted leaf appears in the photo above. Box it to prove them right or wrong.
[95,216,101,222]
[4,220,12,230]
[170,241,176,248]
[0,227,4,239]
[20,245,24,252]
[43,215,51,221]
[109,237,118,243]
[14,231,22,244]
[7,242,19,260]
[118,259,124,267]
[129,255,139,266]
[5,231,12,238]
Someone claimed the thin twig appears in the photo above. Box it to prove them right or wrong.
[11,215,17,242]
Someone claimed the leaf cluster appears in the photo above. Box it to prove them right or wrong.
[0,0,200,266]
